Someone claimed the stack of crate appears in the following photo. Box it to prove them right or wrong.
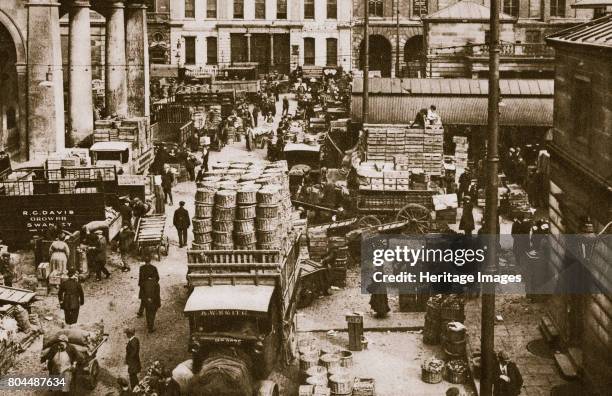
[307,228,328,261]
[93,118,144,145]
[328,237,348,287]
[423,128,444,175]
[453,136,469,172]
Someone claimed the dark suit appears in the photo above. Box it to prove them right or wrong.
[58,278,84,324]
[138,263,160,316]
[94,234,110,280]
[494,360,523,396]
[173,206,191,247]
[141,278,161,332]
[125,337,141,389]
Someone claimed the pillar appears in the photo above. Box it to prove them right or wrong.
[245,33,251,62]
[68,0,94,146]
[26,0,66,159]
[126,1,150,118]
[270,34,275,67]
[104,1,128,117]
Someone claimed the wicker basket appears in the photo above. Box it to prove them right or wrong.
[255,217,278,231]
[234,231,256,245]
[195,189,216,204]
[235,243,257,250]
[218,181,238,190]
[444,368,467,384]
[300,353,319,372]
[257,242,280,250]
[352,378,375,396]
[236,205,256,220]
[256,205,280,218]
[240,173,261,182]
[234,219,255,233]
[193,232,212,244]
[215,190,237,207]
[329,374,353,395]
[256,230,278,244]
[213,206,235,221]
[421,368,443,384]
[213,242,234,250]
[237,187,258,205]
[256,186,281,205]
[213,220,234,232]
[306,376,327,387]
[212,231,233,244]
[191,242,211,250]
[195,203,213,218]
[319,354,340,371]
[305,365,327,379]
[192,218,212,234]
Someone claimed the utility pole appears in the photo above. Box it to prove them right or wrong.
[396,0,400,77]
[362,0,369,124]
[481,0,500,394]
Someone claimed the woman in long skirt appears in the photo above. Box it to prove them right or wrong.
[49,235,70,273]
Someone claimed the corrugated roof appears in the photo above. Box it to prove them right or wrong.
[352,78,554,96]
[422,1,516,22]
[547,14,612,49]
[351,96,553,126]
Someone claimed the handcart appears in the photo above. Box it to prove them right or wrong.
[134,215,169,260]
[77,335,108,390]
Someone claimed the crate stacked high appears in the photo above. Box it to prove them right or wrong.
[364,124,444,175]
[191,160,294,251]
[452,136,469,172]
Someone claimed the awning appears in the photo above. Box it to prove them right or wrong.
[90,141,132,151]
[351,96,553,127]
[284,143,321,152]
[184,285,275,313]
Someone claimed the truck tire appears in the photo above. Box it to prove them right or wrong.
[255,380,279,396]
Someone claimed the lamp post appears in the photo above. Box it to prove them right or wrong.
[362,0,369,125]
[176,39,182,80]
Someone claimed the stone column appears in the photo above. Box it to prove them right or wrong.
[245,33,251,62]
[125,1,150,118]
[26,0,66,159]
[104,1,128,117]
[68,0,94,146]
[270,34,275,67]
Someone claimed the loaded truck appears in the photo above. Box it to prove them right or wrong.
[173,236,301,396]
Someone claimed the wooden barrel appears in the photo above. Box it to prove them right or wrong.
[193,232,212,244]
[234,219,255,233]
[191,242,211,250]
[213,206,235,221]
[300,353,319,372]
[337,350,353,369]
[256,205,280,219]
[215,190,237,207]
[212,231,233,244]
[234,231,256,246]
[212,220,234,232]
[255,217,278,231]
[306,376,328,387]
[213,242,234,250]
[237,187,258,205]
[236,205,256,220]
[195,189,215,204]
[329,374,353,395]
[192,218,212,234]
[257,186,280,205]
[442,336,466,358]
[195,203,213,218]
[256,230,278,244]
[319,354,340,371]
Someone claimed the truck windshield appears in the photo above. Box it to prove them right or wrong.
[95,149,129,164]
[193,314,269,338]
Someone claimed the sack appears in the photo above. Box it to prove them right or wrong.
[43,328,90,349]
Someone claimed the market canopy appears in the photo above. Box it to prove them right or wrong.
[351,95,553,127]
[184,285,275,314]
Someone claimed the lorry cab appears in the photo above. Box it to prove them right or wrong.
[90,142,132,174]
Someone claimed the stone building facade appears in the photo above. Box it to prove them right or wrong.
[0,0,150,161]
[169,0,352,76]
[352,0,594,78]
[545,15,612,396]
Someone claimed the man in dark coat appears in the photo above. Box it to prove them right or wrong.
[493,351,523,396]
[252,105,260,127]
[124,327,141,390]
[459,197,475,236]
[119,200,133,228]
[118,226,135,272]
[141,274,161,333]
[282,96,290,116]
[138,259,160,317]
[173,201,191,248]
[161,167,174,206]
[457,169,471,207]
[93,231,110,281]
[58,271,84,324]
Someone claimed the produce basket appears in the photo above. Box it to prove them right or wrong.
[444,359,468,384]
[421,357,444,384]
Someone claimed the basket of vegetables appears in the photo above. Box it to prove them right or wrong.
[421,357,444,384]
[444,359,468,384]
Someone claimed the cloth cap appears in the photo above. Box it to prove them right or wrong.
[498,351,510,361]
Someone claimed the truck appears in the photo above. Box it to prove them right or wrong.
[175,235,301,396]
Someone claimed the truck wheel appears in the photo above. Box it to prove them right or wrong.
[255,380,279,396]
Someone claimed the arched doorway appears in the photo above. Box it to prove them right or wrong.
[404,35,424,78]
[359,35,392,77]
[0,22,19,154]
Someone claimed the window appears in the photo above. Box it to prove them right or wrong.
[304,38,315,65]
[255,0,266,19]
[207,0,217,18]
[207,37,217,65]
[369,0,383,17]
[413,0,428,17]
[233,0,244,18]
[550,0,566,17]
[503,0,519,17]
[184,0,195,18]
[326,38,337,66]
[327,0,337,19]
[230,34,248,63]
[525,30,541,43]
[304,0,315,19]
[277,0,287,19]
[184,37,196,65]
[573,77,592,142]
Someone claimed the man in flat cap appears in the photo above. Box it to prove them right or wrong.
[173,201,190,248]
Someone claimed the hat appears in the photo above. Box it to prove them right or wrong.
[124,327,135,336]
[58,335,69,343]
[498,350,510,362]
[179,201,185,206]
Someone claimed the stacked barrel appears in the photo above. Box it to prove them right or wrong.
[192,160,294,251]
